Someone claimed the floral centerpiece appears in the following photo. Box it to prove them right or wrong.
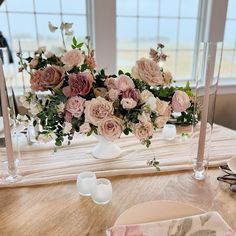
[18,22,195,151]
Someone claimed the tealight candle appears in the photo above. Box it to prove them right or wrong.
[77,171,96,196]
[162,124,176,140]
[91,178,112,205]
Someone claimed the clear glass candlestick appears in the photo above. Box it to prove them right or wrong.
[162,124,176,140]
[77,171,96,196]
[91,178,112,205]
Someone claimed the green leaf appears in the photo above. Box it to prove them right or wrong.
[77,42,84,48]
[118,70,124,75]
[72,36,77,46]
[71,45,76,49]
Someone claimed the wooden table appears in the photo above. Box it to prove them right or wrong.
[0,168,235,236]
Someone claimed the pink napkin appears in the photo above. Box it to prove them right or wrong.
[107,211,235,236]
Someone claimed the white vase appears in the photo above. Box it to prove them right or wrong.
[92,135,121,159]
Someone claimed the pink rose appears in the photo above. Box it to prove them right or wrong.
[31,66,62,91]
[133,122,154,141]
[63,72,93,97]
[61,49,84,71]
[132,58,163,86]
[79,123,91,134]
[122,88,140,102]
[108,89,120,101]
[98,116,123,141]
[121,98,137,109]
[84,97,114,125]
[65,96,85,118]
[104,77,116,90]
[115,75,135,92]
[64,111,73,123]
[172,90,191,112]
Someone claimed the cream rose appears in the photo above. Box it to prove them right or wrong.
[133,122,154,141]
[98,116,123,141]
[121,98,137,109]
[146,96,157,112]
[115,75,135,92]
[172,90,191,112]
[132,58,163,86]
[61,49,84,70]
[140,90,154,103]
[80,123,91,134]
[84,97,114,125]
[155,116,169,128]
[138,112,151,123]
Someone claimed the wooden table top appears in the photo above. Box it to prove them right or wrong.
[0,168,235,236]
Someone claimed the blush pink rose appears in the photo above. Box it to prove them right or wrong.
[65,96,85,118]
[64,111,73,123]
[133,122,154,141]
[63,72,93,97]
[115,75,135,92]
[171,90,191,112]
[84,97,114,125]
[108,89,120,101]
[132,58,163,86]
[61,49,84,71]
[122,88,140,102]
[98,116,123,141]
[121,98,137,109]
[31,66,62,91]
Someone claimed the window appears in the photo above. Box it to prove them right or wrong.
[221,0,236,79]
[116,0,200,81]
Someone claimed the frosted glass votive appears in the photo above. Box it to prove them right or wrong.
[77,171,96,196]
[162,124,177,140]
[91,178,112,205]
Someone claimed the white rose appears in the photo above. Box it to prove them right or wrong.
[29,103,42,116]
[63,122,72,134]
[79,123,91,134]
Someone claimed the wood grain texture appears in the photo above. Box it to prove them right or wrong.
[0,168,235,236]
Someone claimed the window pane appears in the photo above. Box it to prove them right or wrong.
[178,19,197,49]
[0,13,10,40]
[117,51,137,73]
[117,17,137,50]
[180,0,199,18]
[6,0,34,12]
[160,0,180,17]
[176,51,194,79]
[227,0,236,19]
[163,50,176,76]
[224,20,236,49]
[138,18,158,50]
[9,13,37,51]
[117,0,137,16]
[139,0,158,17]
[35,0,60,13]
[159,19,178,49]
[61,0,86,14]
[220,50,234,78]
[0,1,6,11]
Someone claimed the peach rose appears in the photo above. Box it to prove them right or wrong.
[98,116,123,141]
[115,75,135,92]
[155,116,169,128]
[84,97,114,125]
[156,98,170,116]
[172,90,191,112]
[163,71,173,85]
[30,66,62,91]
[133,122,154,141]
[65,96,85,118]
[61,49,84,71]
[104,77,116,90]
[132,58,163,86]
[79,123,91,134]
[121,98,137,109]
[93,87,107,98]
[108,89,120,101]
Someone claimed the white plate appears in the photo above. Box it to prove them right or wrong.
[228,156,236,174]
[114,200,204,226]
